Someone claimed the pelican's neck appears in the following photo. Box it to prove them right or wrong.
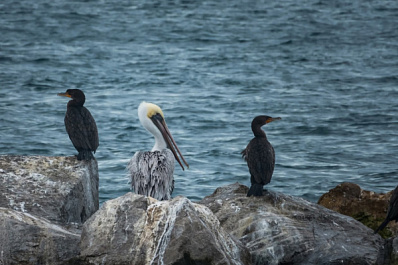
[152,132,168,151]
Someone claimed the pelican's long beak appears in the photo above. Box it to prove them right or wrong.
[57,92,71,98]
[151,114,189,171]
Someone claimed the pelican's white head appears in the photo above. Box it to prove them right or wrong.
[137,101,189,170]
[138,102,167,151]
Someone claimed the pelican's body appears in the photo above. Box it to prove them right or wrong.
[375,185,398,234]
[128,102,188,201]
[129,150,175,200]
[242,115,281,197]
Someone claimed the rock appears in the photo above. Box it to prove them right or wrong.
[392,237,398,265]
[78,192,251,265]
[0,207,80,265]
[0,155,99,265]
[0,155,99,225]
[318,182,397,238]
[376,237,398,265]
[199,182,384,265]
[1,155,390,265]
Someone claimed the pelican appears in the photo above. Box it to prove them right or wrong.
[127,102,189,201]
[242,115,281,197]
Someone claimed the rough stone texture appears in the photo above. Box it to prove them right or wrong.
[392,237,398,265]
[79,192,251,265]
[377,237,398,265]
[2,155,394,265]
[318,182,397,238]
[0,207,80,265]
[0,155,99,225]
[199,182,384,265]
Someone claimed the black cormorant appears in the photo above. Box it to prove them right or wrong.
[127,102,188,201]
[58,89,99,161]
[241,115,281,197]
[375,185,398,234]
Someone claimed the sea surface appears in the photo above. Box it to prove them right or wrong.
[1,0,398,204]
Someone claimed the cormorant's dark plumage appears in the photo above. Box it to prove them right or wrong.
[375,185,398,234]
[241,115,281,197]
[58,89,99,161]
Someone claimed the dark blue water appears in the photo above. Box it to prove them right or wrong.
[1,0,398,204]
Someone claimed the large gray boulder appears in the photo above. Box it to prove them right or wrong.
[78,192,251,265]
[199,183,385,265]
[0,155,99,265]
[0,155,99,225]
[0,207,80,265]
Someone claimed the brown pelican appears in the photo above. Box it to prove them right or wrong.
[58,89,99,161]
[375,185,398,234]
[128,102,189,201]
[241,115,281,197]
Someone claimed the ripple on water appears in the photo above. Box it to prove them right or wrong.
[0,0,397,204]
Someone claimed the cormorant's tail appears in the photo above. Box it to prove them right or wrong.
[247,183,264,197]
[374,218,390,234]
[77,150,95,161]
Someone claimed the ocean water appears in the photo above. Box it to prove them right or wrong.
[1,0,397,204]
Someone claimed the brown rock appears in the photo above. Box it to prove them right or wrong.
[318,182,397,237]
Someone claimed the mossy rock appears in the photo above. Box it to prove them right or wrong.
[318,182,398,238]
[353,212,393,239]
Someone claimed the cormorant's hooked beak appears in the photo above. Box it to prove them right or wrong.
[266,117,282,124]
[57,92,71,98]
[151,114,189,171]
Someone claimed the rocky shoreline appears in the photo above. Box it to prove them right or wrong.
[0,155,397,264]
